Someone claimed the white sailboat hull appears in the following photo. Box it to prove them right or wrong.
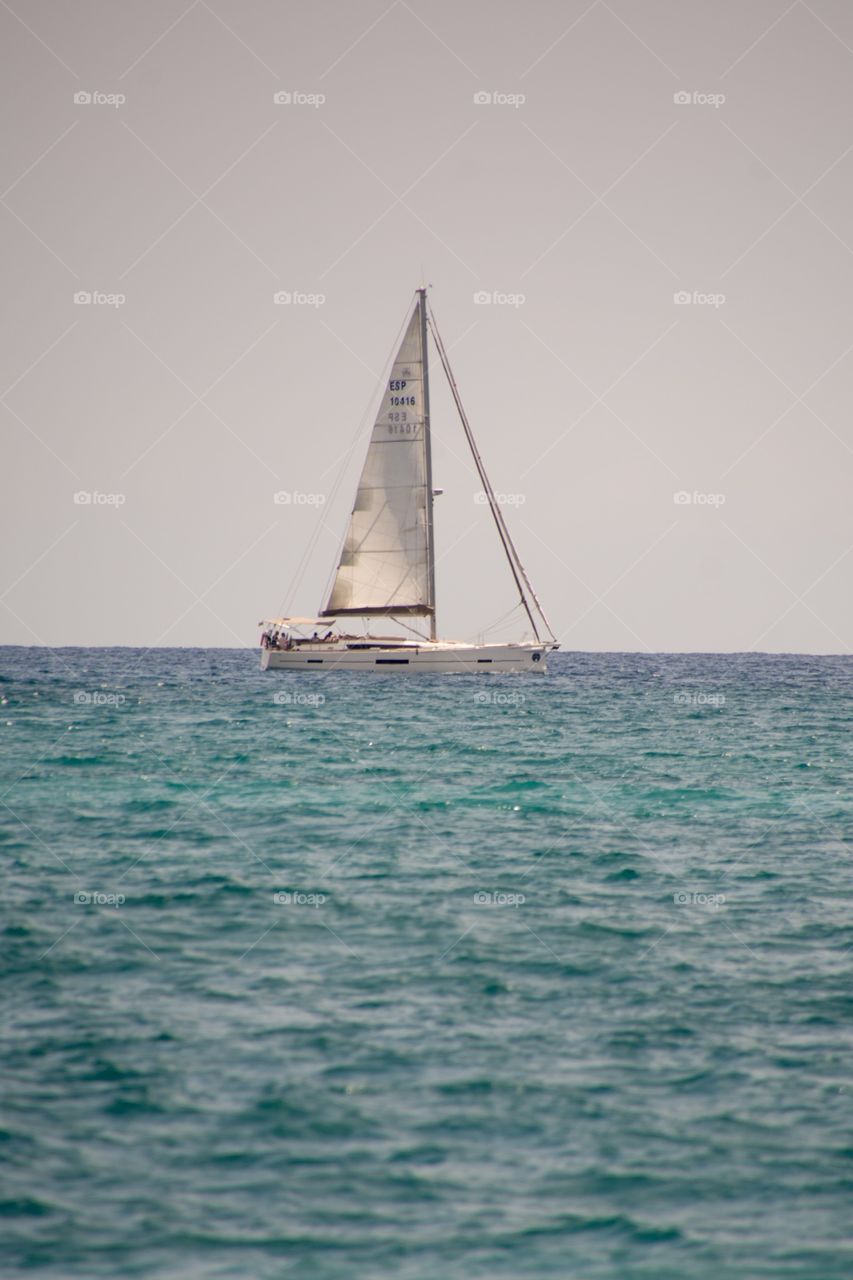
[261,641,553,674]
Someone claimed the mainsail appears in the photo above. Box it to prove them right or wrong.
[323,295,435,620]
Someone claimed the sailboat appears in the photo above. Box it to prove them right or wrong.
[259,289,558,673]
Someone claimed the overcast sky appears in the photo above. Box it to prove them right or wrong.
[3,0,852,652]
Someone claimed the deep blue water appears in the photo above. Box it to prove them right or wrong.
[1,647,851,1279]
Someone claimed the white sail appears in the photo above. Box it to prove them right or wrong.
[324,298,433,617]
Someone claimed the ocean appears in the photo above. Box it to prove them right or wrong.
[1,647,851,1279]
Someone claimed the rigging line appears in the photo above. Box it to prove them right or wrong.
[280,397,386,619]
[278,466,345,620]
[389,614,432,640]
[426,304,555,644]
[278,421,361,620]
[426,306,526,615]
[480,600,525,638]
[428,303,557,644]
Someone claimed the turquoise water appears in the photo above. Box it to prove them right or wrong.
[1,647,851,1279]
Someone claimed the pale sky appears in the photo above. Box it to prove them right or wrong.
[3,0,852,652]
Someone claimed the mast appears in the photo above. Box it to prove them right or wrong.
[420,288,438,640]
[427,304,556,645]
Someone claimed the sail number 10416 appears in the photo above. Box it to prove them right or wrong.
[389,378,416,407]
